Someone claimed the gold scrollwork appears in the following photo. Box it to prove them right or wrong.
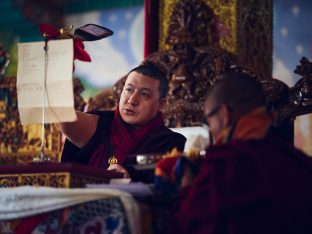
[0,177,18,187]
[49,173,70,187]
[0,172,110,188]
[20,174,47,186]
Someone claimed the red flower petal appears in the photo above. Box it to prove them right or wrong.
[39,24,60,39]
[74,38,91,62]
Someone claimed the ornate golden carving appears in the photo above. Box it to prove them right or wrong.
[0,76,86,164]
[148,0,238,127]
[146,47,234,127]
[0,172,110,188]
[0,176,18,187]
[0,173,62,187]
[144,0,272,127]
[158,0,272,80]
[49,173,69,187]
[20,174,48,186]
[0,77,61,164]
[88,0,273,128]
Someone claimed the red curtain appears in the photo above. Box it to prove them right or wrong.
[144,0,159,57]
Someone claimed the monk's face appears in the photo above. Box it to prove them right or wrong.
[204,98,228,140]
[119,71,165,126]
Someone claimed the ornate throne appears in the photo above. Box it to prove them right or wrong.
[87,0,312,142]
[144,0,275,128]
[89,0,273,127]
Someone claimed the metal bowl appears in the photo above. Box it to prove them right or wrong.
[136,154,163,165]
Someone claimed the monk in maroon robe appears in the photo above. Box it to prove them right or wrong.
[60,63,186,181]
[166,73,312,234]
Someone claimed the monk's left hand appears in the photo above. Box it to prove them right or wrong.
[107,164,130,178]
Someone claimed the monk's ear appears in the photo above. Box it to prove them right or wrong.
[159,98,167,111]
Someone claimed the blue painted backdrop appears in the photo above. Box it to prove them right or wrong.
[273,0,312,86]
[66,1,312,100]
[273,0,312,155]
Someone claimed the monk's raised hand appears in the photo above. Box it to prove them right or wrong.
[107,164,130,178]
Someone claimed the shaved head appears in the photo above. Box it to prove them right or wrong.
[205,73,267,122]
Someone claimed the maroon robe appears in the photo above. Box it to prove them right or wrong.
[88,109,166,168]
[61,110,186,181]
[166,134,312,234]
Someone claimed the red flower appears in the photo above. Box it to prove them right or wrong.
[39,24,60,39]
[74,38,91,62]
[39,23,91,62]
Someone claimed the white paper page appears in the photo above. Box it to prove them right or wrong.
[17,39,77,125]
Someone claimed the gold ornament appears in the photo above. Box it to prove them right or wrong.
[108,156,118,166]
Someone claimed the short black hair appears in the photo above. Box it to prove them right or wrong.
[128,62,168,99]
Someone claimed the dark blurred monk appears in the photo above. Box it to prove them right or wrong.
[60,63,186,180]
[167,73,312,234]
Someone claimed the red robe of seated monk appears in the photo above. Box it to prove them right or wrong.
[166,108,312,234]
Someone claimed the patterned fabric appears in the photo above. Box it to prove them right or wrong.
[0,186,141,234]
[154,156,180,194]
[1,198,131,234]
[155,156,201,194]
